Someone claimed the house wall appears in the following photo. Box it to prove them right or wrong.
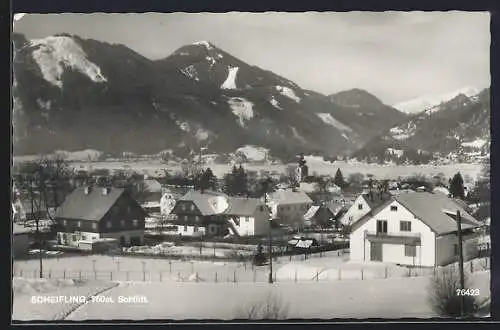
[101,229,144,245]
[340,195,371,226]
[350,200,436,267]
[57,231,101,246]
[253,206,270,236]
[435,232,479,266]
[276,202,312,226]
[177,225,206,236]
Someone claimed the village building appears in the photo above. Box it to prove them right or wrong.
[339,190,391,227]
[54,186,147,248]
[303,202,347,228]
[267,190,313,228]
[170,190,270,237]
[349,191,482,267]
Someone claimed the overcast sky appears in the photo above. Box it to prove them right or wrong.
[14,12,490,105]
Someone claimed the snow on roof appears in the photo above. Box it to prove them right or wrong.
[269,190,313,205]
[13,223,32,235]
[192,41,213,49]
[303,205,320,221]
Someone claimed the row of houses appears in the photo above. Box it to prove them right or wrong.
[12,173,489,268]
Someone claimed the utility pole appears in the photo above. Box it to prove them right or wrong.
[456,210,465,317]
[265,189,273,284]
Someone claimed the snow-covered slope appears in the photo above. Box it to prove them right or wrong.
[220,66,239,89]
[393,86,479,114]
[30,36,107,88]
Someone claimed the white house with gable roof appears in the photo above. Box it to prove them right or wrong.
[349,191,482,267]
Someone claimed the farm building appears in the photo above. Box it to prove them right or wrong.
[170,190,271,237]
[303,202,347,228]
[54,186,147,248]
[349,191,482,267]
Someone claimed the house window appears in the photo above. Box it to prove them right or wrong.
[400,221,412,232]
[390,205,398,212]
[245,217,250,222]
[184,215,188,222]
[182,204,187,211]
[348,216,353,222]
[92,223,97,230]
[358,204,363,210]
[195,216,200,222]
[190,204,195,211]
[63,220,68,226]
[106,221,112,228]
[184,225,188,232]
[120,220,125,227]
[376,220,388,234]
[260,206,264,212]
[72,235,77,241]
[405,244,416,257]
[127,206,131,214]
[77,221,82,228]
[133,219,138,227]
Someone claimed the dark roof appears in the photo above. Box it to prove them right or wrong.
[55,187,129,221]
[179,190,229,216]
[224,197,266,216]
[361,191,392,209]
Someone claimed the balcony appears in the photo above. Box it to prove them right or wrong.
[365,230,421,245]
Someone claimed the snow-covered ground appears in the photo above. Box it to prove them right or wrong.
[12,278,118,321]
[227,97,254,127]
[275,86,301,103]
[236,145,269,162]
[461,139,488,149]
[62,270,489,320]
[221,66,239,90]
[269,96,283,110]
[316,113,352,132]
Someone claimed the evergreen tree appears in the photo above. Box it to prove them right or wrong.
[449,172,465,199]
[333,168,346,188]
[236,165,248,196]
[198,168,217,193]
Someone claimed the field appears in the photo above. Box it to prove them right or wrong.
[39,159,483,181]
[12,270,490,321]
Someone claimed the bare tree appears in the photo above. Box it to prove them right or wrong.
[427,266,478,318]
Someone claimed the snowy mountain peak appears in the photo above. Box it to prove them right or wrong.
[393,86,479,114]
[192,41,214,50]
[29,36,107,88]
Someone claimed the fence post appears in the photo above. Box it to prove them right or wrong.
[110,271,113,281]
[361,269,364,280]
[316,270,319,281]
[338,268,341,281]
[385,267,388,279]
[94,271,97,280]
[20,269,23,277]
[48,269,52,279]
[253,270,256,283]
[215,271,218,283]
[233,270,236,283]
[295,269,298,283]
[126,271,129,281]
[274,271,277,282]
[177,271,181,282]
[160,271,162,282]
[169,261,172,274]
[79,271,82,281]
[63,269,66,279]
[143,271,146,282]
[470,261,473,273]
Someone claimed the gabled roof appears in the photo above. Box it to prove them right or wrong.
[352,192,481,235]
[178,190,229,216]
[268,190,313,205]
[55,187,132,221]
[224,197,266,216]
